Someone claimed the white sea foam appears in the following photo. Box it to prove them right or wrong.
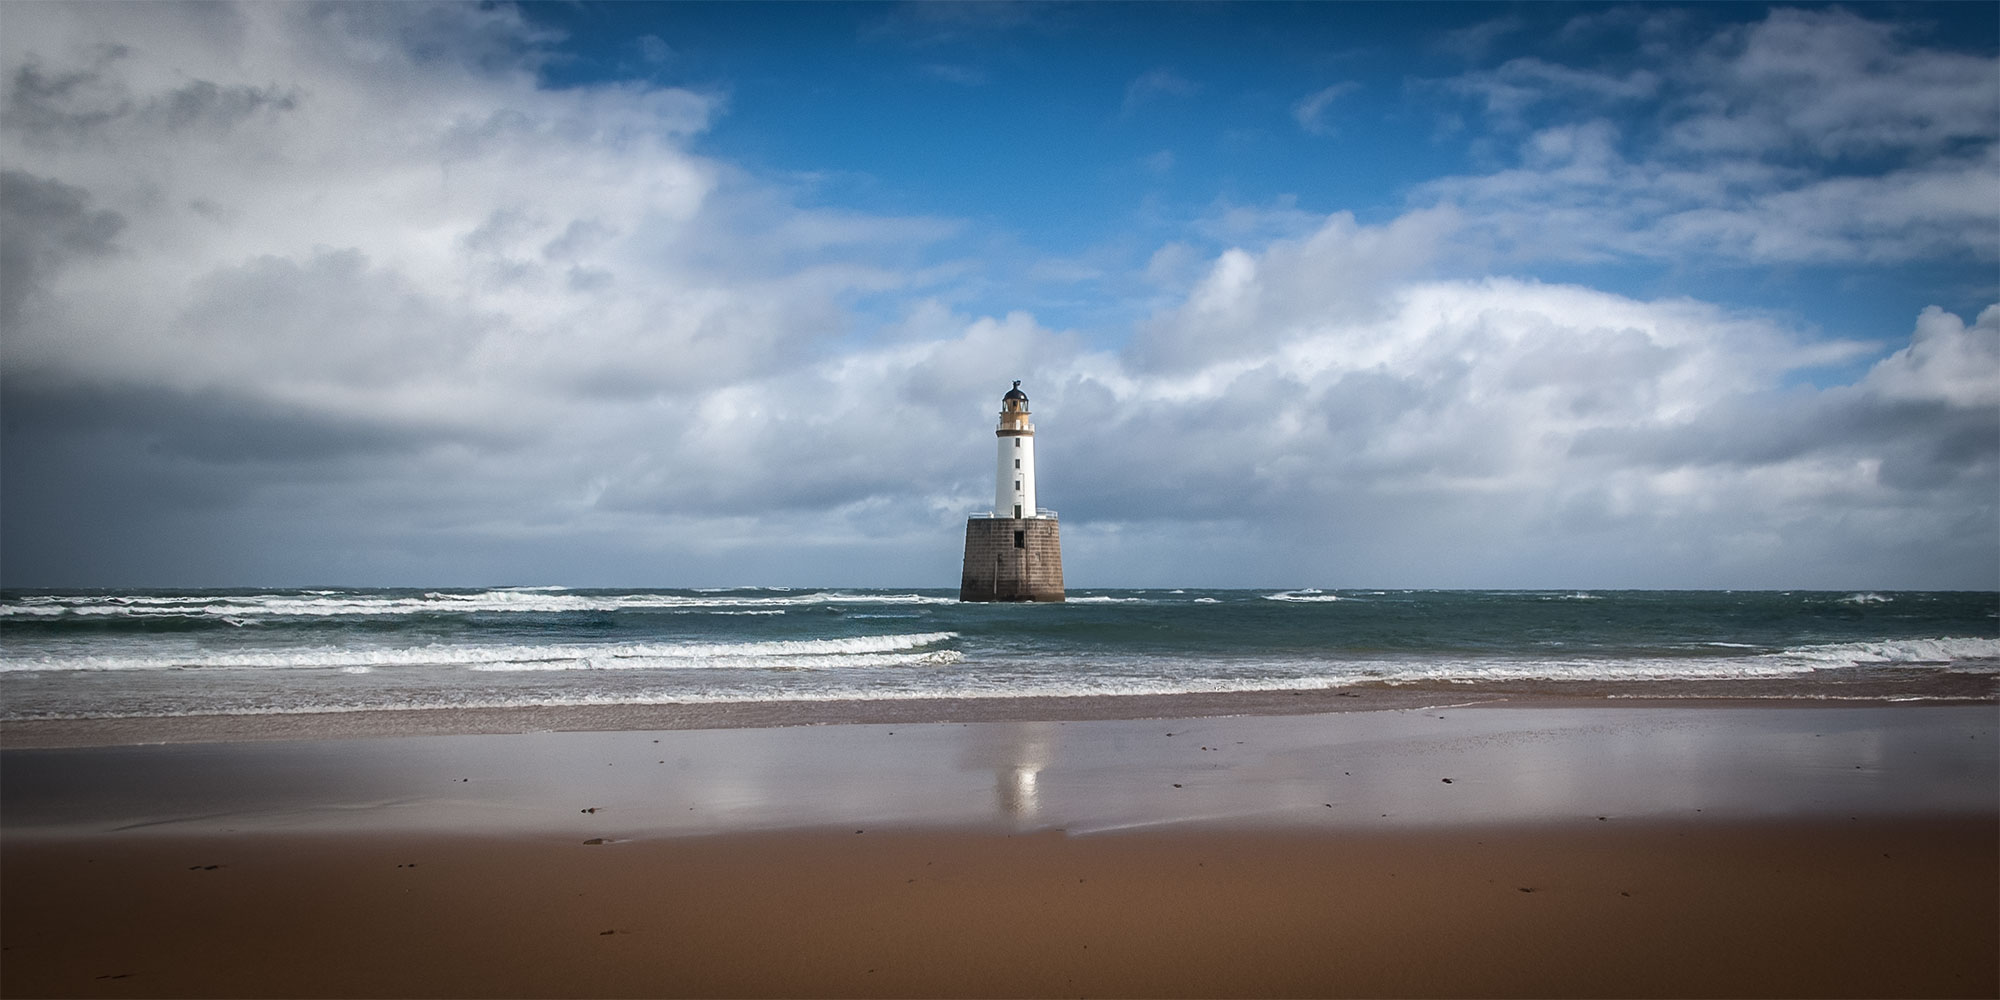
[0,632,960,674]
[1770,637,2000,671]
[4,638,1992,721]
[0,589,955,620]
[1264,590,1340,603]
[1839,592,1894,604]
[467,649,964,672]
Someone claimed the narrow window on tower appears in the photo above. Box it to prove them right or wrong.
[1014,459,1020,469]
[1014,481,1021,491]
[1014,530,1025,548]
[1015,439,1021,448]
[1013,504,1022,518]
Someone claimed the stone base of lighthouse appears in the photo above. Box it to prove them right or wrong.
[959,518,1065,602]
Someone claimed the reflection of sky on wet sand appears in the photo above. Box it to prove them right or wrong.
[4,707,1993,838]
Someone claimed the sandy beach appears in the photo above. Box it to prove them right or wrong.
[4,702,1996,997]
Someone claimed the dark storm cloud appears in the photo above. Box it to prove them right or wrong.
[1,380,453,465]
[1570,392,1998,488]
[6,54,296,144]
[0,170,123,326]
[0,375,501,584]
[4,48,133,138]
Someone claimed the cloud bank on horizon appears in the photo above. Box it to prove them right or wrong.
[1,2,1994,589]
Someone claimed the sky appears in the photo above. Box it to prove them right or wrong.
[1,1,1995,590]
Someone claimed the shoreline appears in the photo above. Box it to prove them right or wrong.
[4,675,1993,749]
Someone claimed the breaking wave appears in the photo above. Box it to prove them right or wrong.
[1264,589,1341,603]
[0,589,955,620]
[1,632,961,674]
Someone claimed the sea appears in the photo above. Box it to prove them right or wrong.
[2,588,1995,723]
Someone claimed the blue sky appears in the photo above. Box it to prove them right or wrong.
[1,2,1995,589]
[527,1,1996,343]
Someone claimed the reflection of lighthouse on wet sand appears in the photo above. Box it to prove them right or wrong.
[959,381,1065,602]
[960,721,1061,823]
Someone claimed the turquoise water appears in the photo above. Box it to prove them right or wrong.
[2,588,1994,719]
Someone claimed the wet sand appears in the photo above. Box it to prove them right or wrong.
[6,820,1994,999]
[3,704,1996,997]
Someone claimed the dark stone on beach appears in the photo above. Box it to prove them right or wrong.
[1518,887,1535,893]
[600,929,616,935]
[583,838,606,845]
[581,807,598,813]
[1441,778,1453,783]
[1173,783,1182,788]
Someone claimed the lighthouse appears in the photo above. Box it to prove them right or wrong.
[959,381,1065,602]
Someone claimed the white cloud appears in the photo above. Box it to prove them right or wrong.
[1292,82,1358,136]
[1,2,957,432]
[1445,58,1660,119]
[1420,7,2000,267]
[616,225,1992,586]
[1863,304,2000,409]
[1122,68,1198,114]
[1005,195,1983,584]
[920,63,987,86]
[1132,207,1459,371]
[1672,8,1998,158]
[636,35,672,65]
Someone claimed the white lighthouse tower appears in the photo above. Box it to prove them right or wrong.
[995,381,1036,518]
[960,380,1064,602]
